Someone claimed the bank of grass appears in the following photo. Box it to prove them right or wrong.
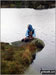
[1,38,45,74]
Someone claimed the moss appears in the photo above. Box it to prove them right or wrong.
[1,38,45,74]
[1,60,24,74]
[22,49,32,65]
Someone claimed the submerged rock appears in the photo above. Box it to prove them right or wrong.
[1,38,45,74]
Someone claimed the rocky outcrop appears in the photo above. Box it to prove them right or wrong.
[1,38,45,74]
[12,38,45,49]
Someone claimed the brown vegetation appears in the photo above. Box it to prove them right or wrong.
[1,38,45,74]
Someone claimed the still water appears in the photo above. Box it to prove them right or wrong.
[1,8,55,75]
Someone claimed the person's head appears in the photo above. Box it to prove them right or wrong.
[28,24,34,36]
[28,24,33,31]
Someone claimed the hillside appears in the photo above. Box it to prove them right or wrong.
[1,1,55,9]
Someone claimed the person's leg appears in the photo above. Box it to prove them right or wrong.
[21,39,24,42]
[21,37,29,42]
[25,37,29,42]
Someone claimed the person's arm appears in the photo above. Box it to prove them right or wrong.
[33,30,36,37]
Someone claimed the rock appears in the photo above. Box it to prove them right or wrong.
[1,38,45,74]
[11,38,45,51]
[11,38,45,64]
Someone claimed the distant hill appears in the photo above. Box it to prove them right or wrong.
[1,1,55,9]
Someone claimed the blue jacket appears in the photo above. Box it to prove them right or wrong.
[25,29,36,37]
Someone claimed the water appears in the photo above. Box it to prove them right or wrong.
[1,8,55,75]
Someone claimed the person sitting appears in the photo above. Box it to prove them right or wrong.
[22,24,36,42]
